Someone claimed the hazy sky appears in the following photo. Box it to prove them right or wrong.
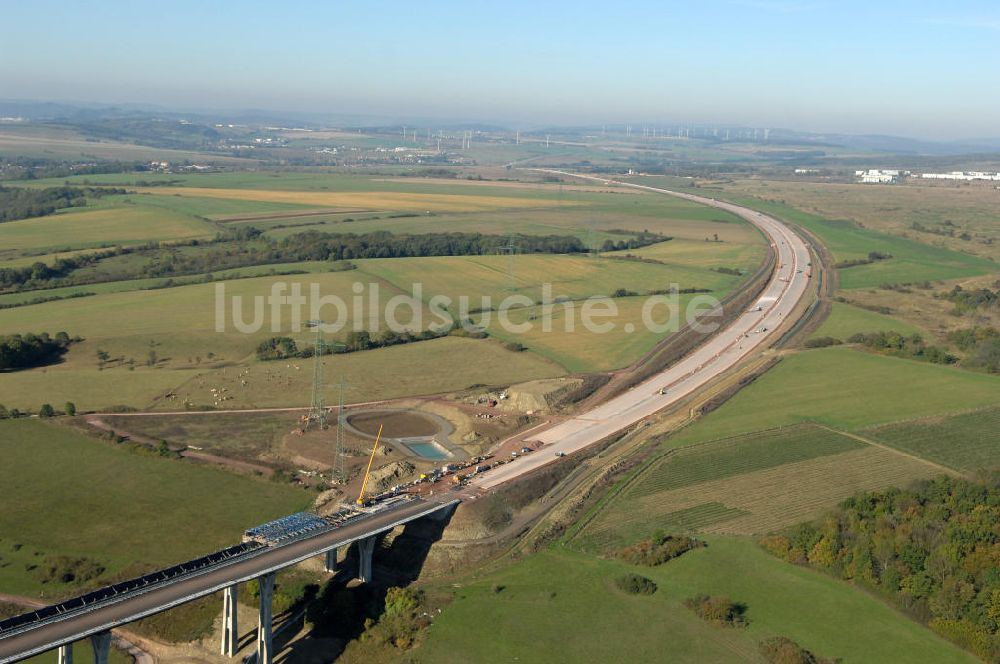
[2,0,998,139]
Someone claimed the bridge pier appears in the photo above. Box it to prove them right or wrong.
[323,547,338,573]
[90,631,110,664]
[57,644,72,664]
[256,572,275,664]
[221,584,238,657]
[357,536,376,583]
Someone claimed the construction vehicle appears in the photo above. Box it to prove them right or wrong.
[356,424,383,505]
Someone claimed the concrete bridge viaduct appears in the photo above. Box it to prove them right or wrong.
[0,498,457,664]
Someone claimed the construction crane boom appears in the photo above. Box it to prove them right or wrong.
[356,424,383,505]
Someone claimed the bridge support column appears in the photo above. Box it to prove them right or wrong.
[357,536,376,583]
[57,644,72,664]
[90,631,111,664]
[221,583,238,657]
[256,572,275,664]
[324,547,338,573]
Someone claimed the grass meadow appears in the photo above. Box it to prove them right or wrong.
[571,425,940,549]
[415,541,976,664]
[811,301,925,340]
[0,419,310,598]
[0,202,218,254]
[723,178,1000,262]
[718,195,996,289]
[666,346,1000,446]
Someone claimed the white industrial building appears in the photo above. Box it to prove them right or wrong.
[919,171,1000,181]
[855,169,910,184]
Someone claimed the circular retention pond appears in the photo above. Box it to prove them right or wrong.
[346,410,441,438]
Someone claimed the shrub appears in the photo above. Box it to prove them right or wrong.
[32,555,105,584]
[613,534,705,566]
[684,594,748,627]
[38,403,55,418]
[804,336,841,349]
[64,402,76,416]
[759,636,837,664]
[615,573,657,595]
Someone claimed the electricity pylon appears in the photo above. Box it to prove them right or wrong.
[333,376,349,483]
[303,323,328,431]
[497,233,519,290]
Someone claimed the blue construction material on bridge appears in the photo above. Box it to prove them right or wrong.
[244,512,329,545]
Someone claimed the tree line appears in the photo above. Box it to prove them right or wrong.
[761,475,1000,662]
[3,224,670,295]
[3,228,598,293]
[598,229,672,252]
[846,330,957,364]
[0,248,120,291]
[0,156,148,181]
[255,324,484,362]
[0,185,126,222]
[834,251,893,270]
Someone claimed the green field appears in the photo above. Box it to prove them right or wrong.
[360,252,733,310]
[571,424,940,548]
[0,169,767,409]
[630,425,864,498]
[722,196,996,289]
[0,419,310,598]
[485,294,712,373]
[861,406,1000,474]
[0,244,751,409]
[0,259,355,307]
[609,236,766,272]
[0,337,563,414]
[811,301,924,340]
[415,541,975,664]
[720,178,1000,262]
[13,170,753,248]
[163,336,564,411]
[667,347,1000,446]
[0,201,218,254]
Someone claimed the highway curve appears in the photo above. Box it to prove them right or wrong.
[473,173,812,490]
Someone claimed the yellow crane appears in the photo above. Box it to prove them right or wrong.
[356,424,383,505]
